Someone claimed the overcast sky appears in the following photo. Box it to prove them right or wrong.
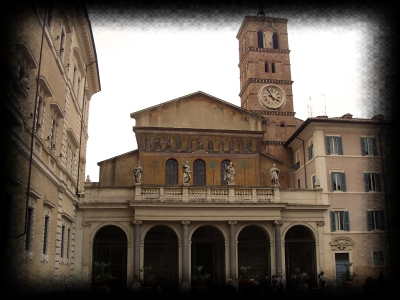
[84,3,390,182]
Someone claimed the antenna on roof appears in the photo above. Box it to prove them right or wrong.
[308,96,313,118]
[321,93,327,116]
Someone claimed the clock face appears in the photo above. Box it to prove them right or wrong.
[258,84,286,109]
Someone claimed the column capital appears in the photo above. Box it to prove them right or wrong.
[228,220,237,225]
[274,220,283,226]
[132,220,142,225]
[316,221,325,227]
[181,220,190,225]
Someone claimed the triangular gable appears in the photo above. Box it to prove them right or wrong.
[130,91,267,131]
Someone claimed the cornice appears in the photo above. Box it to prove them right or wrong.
[239,46,290,67]
[239,78,293,98]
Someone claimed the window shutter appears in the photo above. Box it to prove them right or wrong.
[331,173,335,192]
[341,173,346,192]
[338,137,343,155]
[376,174,381,192]
[361,138,366,156]
[344,211,350,231]
[364,173,370,192]
[312,175,316,188]
[326,137,331,155]
[308,146,312,160]
[379,210,385,230]
[330,211,336,232]
[372,138,378,156]
[367,211,372,231]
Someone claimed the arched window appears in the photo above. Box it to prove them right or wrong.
[264,62,269,72]
[193,159,206,186]
[272,32,279,49]
[166,158,178,185]
[272,62,276,73]
[257,31,264,48]
[220,160,231,186]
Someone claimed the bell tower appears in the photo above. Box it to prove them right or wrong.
[236,9,296,161]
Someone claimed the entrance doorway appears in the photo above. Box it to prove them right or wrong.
[92,225,127,292]
[191,226,225,288]
[335,253,349,285]
[285,225,317,287]
[144,226,179,292]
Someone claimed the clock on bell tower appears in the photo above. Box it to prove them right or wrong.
[236,10,297,161]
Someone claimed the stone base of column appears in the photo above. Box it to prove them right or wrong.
[180,280,192,293]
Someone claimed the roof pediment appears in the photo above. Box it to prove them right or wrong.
[130,91,266,132]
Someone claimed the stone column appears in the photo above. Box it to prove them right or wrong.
[228,221,237,282]
[274,220,283,275]
[81,221,92,290]
[133,220,142,279]
[181,221,191,293]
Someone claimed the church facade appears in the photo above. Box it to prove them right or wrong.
[77,12,395,293]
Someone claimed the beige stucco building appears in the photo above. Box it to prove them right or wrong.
[1,3,100,296]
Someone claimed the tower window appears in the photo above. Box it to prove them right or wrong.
[264,62,269,72]
[272,63,276,73]
[272,32,279,49]
[257,31,264,48]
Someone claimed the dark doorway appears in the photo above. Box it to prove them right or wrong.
[285,225,317,287]
[191,226,225,289]
[238,226,270,281]
[92,225,127,292]
[144,226,179,292]
[335,253,349,285]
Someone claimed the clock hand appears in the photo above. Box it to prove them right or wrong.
[266,89,277,101]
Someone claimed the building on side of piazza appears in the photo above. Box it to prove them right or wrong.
[1,3,100,296]
[77,10,396,294]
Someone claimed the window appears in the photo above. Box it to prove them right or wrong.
[364,173,381,192]
[326,136,343,155]
[272,62,276,73]
[294,150,300,171]
[308,142,314,160]
[330,211,350,231]
[367,210,384,231]
[297,179,300,188]
[331,172,346,191]
[264,62,269,72]
[166,158,178,185]
[43,216,49,254]
[61,225,65,258]
[373,251,384,267]
[220,160,230,186]
[257,31,264,48]
[272,32,279,49]
[193,159,206,186]
[312,174,316,188]
[25,208,34,250]
[67,228,70,259]
[361,137,378,156]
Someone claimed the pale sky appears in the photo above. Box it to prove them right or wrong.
[85,5,386,182]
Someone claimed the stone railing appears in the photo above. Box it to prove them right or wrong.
[82,183,323,205]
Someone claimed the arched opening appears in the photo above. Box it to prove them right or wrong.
[166,158,178,185]
[238,226,270,290]
[272,32,279,49]
[193,159,206,186]
[285,225,317,287]
[92,225,128,292]
[191,226,225,289]
[144,226,179,292]
[257,31,264,48]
